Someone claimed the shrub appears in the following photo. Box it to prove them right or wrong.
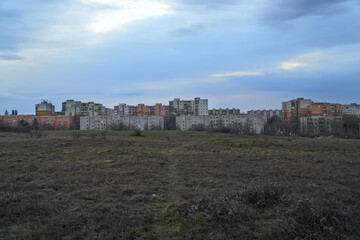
[72,132,81,139]
[133,129,143,136]
[90,130,98,139]
[100,131,107,139]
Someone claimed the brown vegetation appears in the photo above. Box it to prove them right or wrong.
[0,131,359,239]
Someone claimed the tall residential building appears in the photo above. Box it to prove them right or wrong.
[308,102,342,116]
[62,100,81,116]
[169,97,208,116]
[282,98,312,121]
[342,103,360,116]
[36,100,55,116]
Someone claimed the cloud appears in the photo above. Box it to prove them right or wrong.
[279,61,309,71]
[210,71,263,78]
[114,77,227,93]
[82,0,172,33]
[0,52,24,61]
[261,0,353,25]
[170,24,205,36]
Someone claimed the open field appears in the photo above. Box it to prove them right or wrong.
[0,131,360,239]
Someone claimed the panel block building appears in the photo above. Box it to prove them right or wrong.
[36,100,55,116]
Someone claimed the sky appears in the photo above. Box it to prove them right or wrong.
[1,0,360,114]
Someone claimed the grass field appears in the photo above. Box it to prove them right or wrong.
[0,130,360,239]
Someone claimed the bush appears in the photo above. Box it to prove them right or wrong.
[190,124,206,131]
[180,183,358,239]
[90,131,98,139]
[110,122,129,131]
[133,129,142,136]
[100,131,107,139]
[72,132,81,139]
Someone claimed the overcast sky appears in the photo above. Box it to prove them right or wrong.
[1,0,360,114]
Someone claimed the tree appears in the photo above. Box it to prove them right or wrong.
[343,115,360,137]
[264,116,283,136]
[32,118,39,130]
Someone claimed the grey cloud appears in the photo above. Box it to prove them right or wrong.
[170,24,205,36]
[262,0,353,24]
[0,52,24,60]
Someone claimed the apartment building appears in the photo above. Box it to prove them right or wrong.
[343,103,360,116]
[282,98,312,121]
[62,100,81,116]
[299,116,343,136]
[61,100,106,117]
[308,102,342,116]
[0,115,76,130]
[80,115,165,131]
[209,108,241,115]
[169,97,208,116]
[36,100,55,116]
[176,113,266,134]
[248,109,282,122]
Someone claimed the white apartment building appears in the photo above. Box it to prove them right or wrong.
[343,103,360,116]
[176,113,266,134]
[169,97,208,116]
[80,116,164,131]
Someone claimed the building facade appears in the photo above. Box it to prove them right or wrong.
[176,113,266,134]
[299,116,343,136]
[0,115,76,130]
[209,108,241,115]
[282,98,312,121]
[169,97,208,116]
[80,116,165,131]
[343,103,360,116]
[36,100,55,116]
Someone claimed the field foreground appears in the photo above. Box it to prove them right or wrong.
[0,131,360,239]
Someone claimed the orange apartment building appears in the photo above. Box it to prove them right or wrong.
[0,115,76,130]
[137,103,170,117]
[308,103,342,116]
[283,98,343,120]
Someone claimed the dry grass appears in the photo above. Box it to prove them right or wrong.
[0,131,359,239]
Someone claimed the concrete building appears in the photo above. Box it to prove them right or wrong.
[282,98,312,121]
[308,103,342,116]
[300,116,343,136]
[80,115,165,131]
[0,115,76,130]
[193,97,208,116]
[176,113,266,134]
[169,97,208,116]
[36,100,55,116]
[248,109,282,121]
[62,100,81,116]
[343,103,360,116]
[209,108,241,115]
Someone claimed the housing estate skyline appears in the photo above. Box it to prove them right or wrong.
[1,0,360,114]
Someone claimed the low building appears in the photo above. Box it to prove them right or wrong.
[0,115,76,130]
[176,113,266,134]
[299,116,343,136]
[208,108,241,115]
[80,116,165,131]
